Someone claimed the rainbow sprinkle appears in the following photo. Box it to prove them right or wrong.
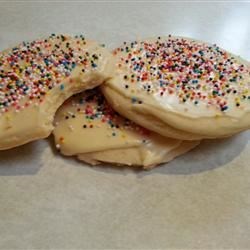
[62,88,151,138]
[113,35,250,113]
[0,34,101,115]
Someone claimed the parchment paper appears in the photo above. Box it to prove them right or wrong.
[0,2,250,249]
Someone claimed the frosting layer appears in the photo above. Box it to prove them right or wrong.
[53,88,199,168]
[111,36,250,118]
[0,34,113,149]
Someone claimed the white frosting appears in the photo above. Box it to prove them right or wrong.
[110,36,250,119]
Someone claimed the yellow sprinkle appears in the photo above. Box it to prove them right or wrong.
[5,115,12,122]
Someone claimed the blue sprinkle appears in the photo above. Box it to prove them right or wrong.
[159,80,167,87]
[44,58,50,66]
[60,84,64,90]
[72,62,76,69]
[221,106,228,111]
[131,97,137,103]
[16,81,22,87]
[62,60,68,66]
[198,50,204,56]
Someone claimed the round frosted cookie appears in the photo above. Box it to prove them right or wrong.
[53,88,199,169]
[102,36,250,140]
[0,34,113,150]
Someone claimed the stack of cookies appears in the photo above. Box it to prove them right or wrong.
[1,34,249,169]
